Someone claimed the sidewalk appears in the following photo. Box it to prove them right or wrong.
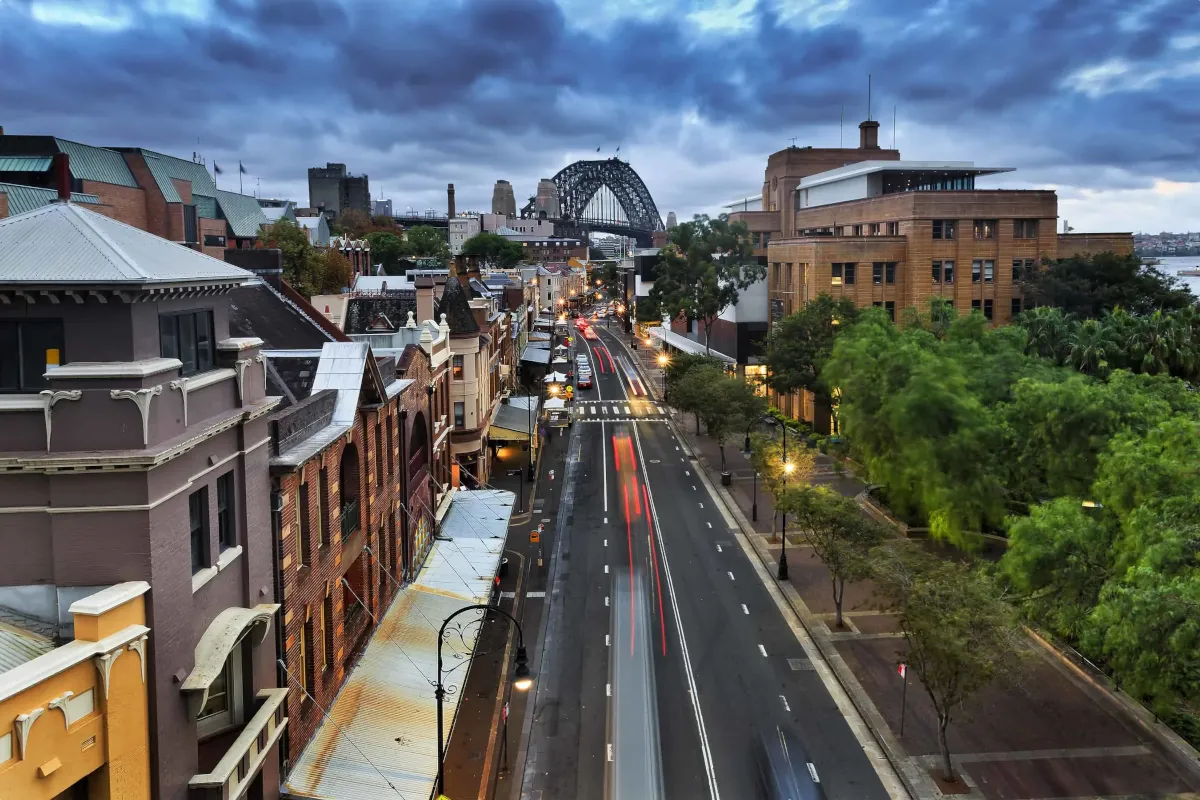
[616,332,1200,800]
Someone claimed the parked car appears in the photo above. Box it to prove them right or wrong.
[754,727,824,800]
[577,372,593,389]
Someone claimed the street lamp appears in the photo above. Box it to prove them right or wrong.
[435,605,533,797]
[743,418,759,523]
[759,416,791,581]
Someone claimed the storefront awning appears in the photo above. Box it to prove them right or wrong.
[491,398,539,440]
[521,345,551,364]
[283,490,516,800]
[647,326,736,364]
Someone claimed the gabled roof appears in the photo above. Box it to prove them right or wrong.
[193,194,218,219]
[0,201,250,288]
[0,182,100,216]
[135,149,219,201]
[55,139,139,187]
[436,276,479,334]
[228,278,335,350]
[344,295,417,335]
[262,203,294,223]
[215,189,269,238]
[0,156,52,172]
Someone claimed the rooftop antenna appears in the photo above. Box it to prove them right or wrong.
[789,137,798,148]
[867,74,872,121]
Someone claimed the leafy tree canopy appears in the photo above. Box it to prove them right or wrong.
[462,232,524,269]
[762,293,859,398]
[1023,252,1195,318]
[405,225,450,260]
[365,232,409,276]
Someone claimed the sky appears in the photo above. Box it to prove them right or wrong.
[2,0,1199,234]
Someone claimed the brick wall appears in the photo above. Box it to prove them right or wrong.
[119,153,166,237]
[0,192,7,219]
[1056,232,1134,258]
[81,180,147,230]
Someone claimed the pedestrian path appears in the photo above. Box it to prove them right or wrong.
[571,400,666,422]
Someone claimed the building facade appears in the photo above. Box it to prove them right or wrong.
[307,163,370,221]
[491,180,516,216]
[0,199,287,800]
[449,215,481,255]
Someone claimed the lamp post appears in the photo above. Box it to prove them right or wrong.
[758,416,791,580]
[743,419,759,523]
[656,352,668,400]
[435,604,533,797]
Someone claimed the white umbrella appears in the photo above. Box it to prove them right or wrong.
[551,357,569,364]
[544,371,568,383]
[554,344,568,351]
[544,397,567,410]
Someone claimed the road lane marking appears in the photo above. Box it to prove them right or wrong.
[607,743,613,762]
[685,470,691,476]
[692,485,697,491]
[680,457,685,462]
[742,604,749,615]
[759,644,768,657]
[603,406,609,414]
[604,538,608,546]
[781,695,791,712]
[604,518,608,524]
[699,502,704,508]
[601,420,608,513]
[606,634,610,647]
[624,405,631,415]
[706,522,713,529]
[607,684,612,697]
[675,446,680,451]
[604,564,609,573]
[716,544,723,553]
[590,405,596,415]
[728,571,735,580]
[605,596,609,606]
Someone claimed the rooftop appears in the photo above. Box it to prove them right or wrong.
[0,181,101,216]
[797,160,1014,192]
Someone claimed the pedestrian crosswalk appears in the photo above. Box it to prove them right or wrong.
[572,401,666,422]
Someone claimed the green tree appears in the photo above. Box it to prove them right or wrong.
[462,232,524,269]
[313,248,353,294]
[748,431,816,503]
[646,214,765,354]
[260,220,323,295]
[405,225,450,260]
[365,232,410,276]
[702,374,767,474]
[372,213,395,229]
[662,352,722,401]
[874,543,1027,782]
[336,208,372,237]
[762,293,860,401]
[1023,251,1195,318]
[1015,305,1074,364]
[782,486,885,628]
[671,363,723,434]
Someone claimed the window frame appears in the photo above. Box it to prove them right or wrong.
[872,263,883,285]
[189,487,210,575]
[983,299,994,320]
[932,219,956,240]
[298,482,312,566]
[160,309,215,378]
[0,319,66,393]
[322,595,334,671]
[943,260,955,283]
[452,354,464,380]
[932,261,942,283]
[885,263,896,285]
[973,219,997,240]
[844,263,856,285]
[830,263,843,287]
[196,641,245,739]
[972,260,983,283]
[318,467,330,547]
[216,471,236,551]
[1014,219,1039,239]
[885,300,895,322]
[454,401,465,429]
[1011,297,1023,317]
[984,260,995,284]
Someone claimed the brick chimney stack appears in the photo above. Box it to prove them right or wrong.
[447,183,456,218]
[859,120,880,150]
[53,152,71,201]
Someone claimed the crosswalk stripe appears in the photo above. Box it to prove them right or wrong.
[624,406,632,415]
[589,406,596,415]
[602,406,609,414]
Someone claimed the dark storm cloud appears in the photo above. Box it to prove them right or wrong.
[0,0,1197,215]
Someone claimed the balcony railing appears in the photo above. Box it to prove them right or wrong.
[189,688,288,800]
[340,500,359,539]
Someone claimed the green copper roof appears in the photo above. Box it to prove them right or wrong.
[193,193,219,219]
[54,139,138,187]
[139,150,219,203]
[214,189,268,238]
[0,182,101,216]
[0,156,52,172]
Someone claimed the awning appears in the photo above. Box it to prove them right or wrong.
[647,326,736,365]
[544,397,566,410]
[284,490,516,800]
[491,398,539,440]
[521,346,551,365]
[544,371,568,383]
[181,604,279,717]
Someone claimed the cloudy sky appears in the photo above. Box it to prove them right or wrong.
[2,0,1199,233]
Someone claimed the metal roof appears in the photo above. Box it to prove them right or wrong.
[309,342,370,424]
[138,149,219,201]
[0,156,52,172]
[214,189,269,238]
[54,139,138,187]
[796,159,1014,191]
[0,201,252,287]
[284,490,515,800]
[0,616,55,674]
[192,193,218,219]
[0,182,101,216]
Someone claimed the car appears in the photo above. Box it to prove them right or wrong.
[754,727,824,800]
[583,327,599,340]
[577,373,593,389]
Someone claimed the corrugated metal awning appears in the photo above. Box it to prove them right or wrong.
[284,490,516,800]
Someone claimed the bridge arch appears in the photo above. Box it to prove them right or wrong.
[522,159,665,240]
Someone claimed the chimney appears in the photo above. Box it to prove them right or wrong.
[447,183,456,218]
[53,152,71,201]
[858,120,880,150]
[415,276,436,323]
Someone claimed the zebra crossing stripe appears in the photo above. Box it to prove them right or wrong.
[602,406,609,414]
[624,406,632,415]
[590,406,596,415]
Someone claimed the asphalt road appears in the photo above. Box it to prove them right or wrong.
[520,321,892,800]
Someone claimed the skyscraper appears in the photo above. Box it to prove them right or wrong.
[666,211,677,228]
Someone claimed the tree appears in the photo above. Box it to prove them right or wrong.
[462,232,524,269]
[663,352,722,401]
[646,214,765,354]
[671,363,723,434]
[337,208,372,237]
[372,213,395,229]
[702,375,767,474]
[1022,251,1195,318]
[762,293,860,401]
[313,248,353,294]
[748,431,816,503]
[589,246,607,261]
[365,232,409,276]
[406,225,450,260]
[873,542,1027,782]
[781,486,885,628]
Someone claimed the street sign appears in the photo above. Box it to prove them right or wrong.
[897,663,907,678]
[506,469,522,476]
[530,529,541,543]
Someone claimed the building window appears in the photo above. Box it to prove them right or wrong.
[983,260,994,283]
[830,263,843,287]
[784,263,792,288]
[886,221,899,236]
[302,616,316,699]
[867,223,880,235]
[299,483,311,566]
[771,263,780,285]
[932,220,956,240]
[932,261,942,283]
[374,422,383,486]
[762,233,770,247]
[216,472,235,551]
[454,402,465,429]
[203,234,227,248]
[318,468,330,547]
[851,224,862,236]
[452,355,464,379]
[844,263,856,284]
[160,310,214,377]
[872,263,883,285]
[322,596,334,671]
[1014,219,1038,239]
[971,299,982,313]
[885,301,895,322]
[1012,258,1034,282]
[885,263,896,284]
[197,641,244,738]
[0,319,66,392]
[190,487,209,574]
[943,261,955,283]
[983,299,994,320]
[972,260,983,283]
[386,417,394,476]
[973,219,997,239]
[1011,297,1023,317]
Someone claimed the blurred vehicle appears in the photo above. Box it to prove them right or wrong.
[583,327,599,340]
[578,372,593,389]
[754,727,824,800]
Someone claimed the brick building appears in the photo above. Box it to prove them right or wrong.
[728,121,1134,429]
[329,235,372,278]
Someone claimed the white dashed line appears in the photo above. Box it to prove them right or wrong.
[606,634,611,647]
[742,604,749,615]
[607,684,612,697]
[604,564,609,574]
[685,470,691,476]
[716,544,723,553]
[781,695,791,712]
[727,571,735,581]
[624,406,632,415]
[605,596,610,607]
[759,644,768,657]
[607,743,614,761]
[699,502,704,509]
[692,485,697,491]
[706,522,713,529]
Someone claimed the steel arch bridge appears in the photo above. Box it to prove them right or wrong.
[521,159,665,246]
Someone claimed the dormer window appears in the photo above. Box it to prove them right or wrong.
[160,310,214,377]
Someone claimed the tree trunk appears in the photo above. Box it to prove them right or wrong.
[704,318,713,355]
[695,414,701,435]
[719,443,726,472]
[938,713,955,782]
[833,576,844,628]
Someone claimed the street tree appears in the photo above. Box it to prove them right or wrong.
[662,352,722,400]
[313,247,353,294]
[406,225,450,260]
[701,374,767,474]
[873,542,1027,783]
[336,208,373,237]
[671,363,723,434]
[762,293,860,400]
[646,214,765,354]
[462,232,524,269]
[782,486,885,628]
[365,232,409,276]
[1022,251,1195,318]
[748,430,815,502]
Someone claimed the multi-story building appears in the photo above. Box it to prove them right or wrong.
[536,263,587,311]
[0,582,153,800]
[448,215,481,255]
[307,163,370,222]
[0,196,288,800]
[372,198,393,218]
[491,179,516,216]
[329,235,372,278]
[730,121,1134,428]
[481,213,556,237]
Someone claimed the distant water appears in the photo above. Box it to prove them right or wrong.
[1147,256,1200,298]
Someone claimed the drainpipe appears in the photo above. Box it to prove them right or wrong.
[269,480,289,770]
